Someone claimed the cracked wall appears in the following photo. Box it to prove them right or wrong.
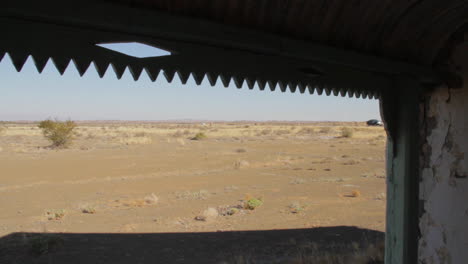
[418,37,468,264]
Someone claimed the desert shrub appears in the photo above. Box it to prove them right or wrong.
[297,127,314,135]
[80,203,97,214]
[235,148,247,153]
[290,178,306,185]
[245,198,263,210]
[172,130,184,137]
[38,119,77,148]
[81,206,96,214]
[191,132,207,140]
[288,202,305,213]
[275,129,291,136]
[259,129,271,136]
[45,209,66,220]
[340,127,354,138]
[319,127,332,133]
[234,160,250,169]
[134,132,147,137]
[227,207,239,215]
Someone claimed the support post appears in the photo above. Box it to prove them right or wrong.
[380,76,421,264]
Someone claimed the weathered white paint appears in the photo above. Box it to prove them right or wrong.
[419,38,468,264]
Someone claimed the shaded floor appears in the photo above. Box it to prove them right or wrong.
[0,226,384,264]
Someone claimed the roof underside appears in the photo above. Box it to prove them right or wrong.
[109,0,468,65]
[1,0,467,99]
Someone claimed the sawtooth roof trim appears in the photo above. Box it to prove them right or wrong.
[2,0,466,98]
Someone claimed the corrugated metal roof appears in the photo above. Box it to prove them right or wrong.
[107,0,468,65]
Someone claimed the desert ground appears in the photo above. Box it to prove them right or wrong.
[0,122,386,263]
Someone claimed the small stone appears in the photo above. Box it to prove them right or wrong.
[195,207,218,221]
[144,193,159,204]
[194,215,206,221]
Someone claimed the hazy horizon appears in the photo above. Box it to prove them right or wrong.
[0,119,374,123]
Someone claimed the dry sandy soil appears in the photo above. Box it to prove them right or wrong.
[0,122,386,263]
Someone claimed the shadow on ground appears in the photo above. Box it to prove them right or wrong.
[0,226,384,264]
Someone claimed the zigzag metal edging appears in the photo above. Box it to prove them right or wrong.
[1,51,379,99]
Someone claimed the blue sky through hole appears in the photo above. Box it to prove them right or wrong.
[0,44,380,121]
[96,42,171,58]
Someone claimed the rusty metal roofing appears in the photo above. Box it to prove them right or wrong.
[1,0,467,99]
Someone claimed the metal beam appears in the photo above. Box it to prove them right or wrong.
[381,76,421,264]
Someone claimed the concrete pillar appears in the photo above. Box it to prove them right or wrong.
[418,34,468,264]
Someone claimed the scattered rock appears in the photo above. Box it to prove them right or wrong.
[289,202,305,214]
[195,207,218,221]
[342,160,361,165]
[375,193,386,200]
[144,193,159,204]
[227,208,239,215]
[45,209,66,220]
[234,160,250,169]
[81,207,96,214]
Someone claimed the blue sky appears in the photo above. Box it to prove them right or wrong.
[0,45,380,122]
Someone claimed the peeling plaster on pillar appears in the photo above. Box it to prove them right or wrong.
[418,39,468,264]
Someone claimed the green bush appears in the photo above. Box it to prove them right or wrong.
[245,198,263,210]
[191,132,207,140]
[38,119,77,148]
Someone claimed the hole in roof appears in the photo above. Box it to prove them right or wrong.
[96,42,171,58]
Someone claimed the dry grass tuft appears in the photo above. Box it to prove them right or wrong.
[288,202,305,213]
[340,127,354,138]
[234,160,250,169]
[119,134,152,145]
[319,127,332,133]
[235,148,247,153]
[244,197,263,210]
[191,132,207,140]
[290,178,306,185]
[172,130,191,137]
[296,127,315,135]
[134,132,148,137]
[45,209,66,220]
[258,129,272,136]
[80,205,96,214]
[350,190,361,198]
[275,129,291,136]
